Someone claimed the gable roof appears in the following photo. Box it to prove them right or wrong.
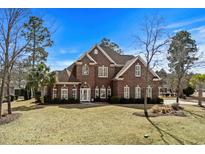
[99,45,134,65]
[55,43,160,83]
[114,55,161,80]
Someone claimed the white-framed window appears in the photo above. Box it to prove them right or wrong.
[61,87,68,99]
[94,49,98,54]
[95,86,99,98]
[135,64,141,77]
[100,85,106,99]
[124,85,130,99]
[53,88,57,98]
[147,85,152,98]
[107,86,111,97]
[72,86,77,99]
[82,64,89,75]
[135,86,141,99]
[98,65,108,77]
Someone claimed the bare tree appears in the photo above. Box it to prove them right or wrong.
[0,9,30,117]
[135,14,169,117]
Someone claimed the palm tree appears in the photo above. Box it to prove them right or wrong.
[28,62,55,103]
[190,74,205,107]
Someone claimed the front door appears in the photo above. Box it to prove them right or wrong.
[80,88,91,102]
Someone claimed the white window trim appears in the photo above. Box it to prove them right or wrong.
[95,86,99,98]
[53,88,57,99]
[124,85,130,99]
[135,86,141,99]
[61,88,68,100]
[82,64,89,75]
[72,87,77,99]
[98,65,108,78]
[100,86,106,99]
[135,64,141,77]
[107,87,111,97]
[147,85,152,98]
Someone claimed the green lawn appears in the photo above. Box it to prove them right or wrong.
[0,99,205,144]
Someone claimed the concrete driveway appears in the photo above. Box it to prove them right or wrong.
[163,98,205,105]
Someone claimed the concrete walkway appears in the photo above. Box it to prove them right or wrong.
[163,98,205,105]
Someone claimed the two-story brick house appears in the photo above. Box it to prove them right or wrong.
[51,44,161,102]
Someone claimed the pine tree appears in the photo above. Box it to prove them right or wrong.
[23,16,53,69]
[167,31,198,104]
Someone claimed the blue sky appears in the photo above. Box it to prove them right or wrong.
[32,8,205,73]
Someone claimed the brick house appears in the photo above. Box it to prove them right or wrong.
[51,44,161,102]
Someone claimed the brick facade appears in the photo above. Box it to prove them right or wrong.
[51,45,161,101]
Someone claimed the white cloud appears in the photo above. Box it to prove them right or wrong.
[59,48,79,54]
[166,17,205,29]
[47,59,74,71]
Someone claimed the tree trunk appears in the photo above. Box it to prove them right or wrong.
[198,83,202,107]
[0,66,8,118]
[7,71,12,114]
[176,78,181,104]
[144,64,149,117]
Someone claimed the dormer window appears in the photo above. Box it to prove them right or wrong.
[135,63,141,77]
[82,64,89,75]
[94,49,98,54]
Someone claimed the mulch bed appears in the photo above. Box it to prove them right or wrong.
[133,110,186,117]
[0,113,22,125]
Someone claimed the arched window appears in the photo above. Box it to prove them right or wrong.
[72,85,77,99]
[82,64,89,75]
[95,86,99,98]
[147,85,152,98]
[61,85,68,99]
[135,86,141,99]
[124,85,130,99]
[53,87,57,98]
[107,86,111,97]
[135,63,141,77]
[100,85,106,99]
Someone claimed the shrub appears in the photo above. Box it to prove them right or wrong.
[151,105,161,113]
[10,95,15,102]
[60,99,68,104]
[51,98,61,104]
[135,98,144,104]
[109,96,120,104]
[14,89,20,96]
[183,86,195,97]
[148,98,164,104]
[35,91,41,102]
[120,98,129,104]
[15,95,18,100]
[94,97,101,102]
[151,105,172,114]
[129,98,136,104]
[44,95,51,103]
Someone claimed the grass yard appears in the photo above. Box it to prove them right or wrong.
[0,99,205,144]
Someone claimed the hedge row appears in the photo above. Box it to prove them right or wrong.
[108,96,164,104]
[43,95,80,104]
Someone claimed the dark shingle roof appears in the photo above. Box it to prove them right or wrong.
[56,69,69,82]
[99,45,134,65]
[56,68,80,83]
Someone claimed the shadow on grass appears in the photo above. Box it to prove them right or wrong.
[58,103,108,109]
[146,117,196,145]
[12,105,45,111]
[58,103,154,110]
[183,109,205,123]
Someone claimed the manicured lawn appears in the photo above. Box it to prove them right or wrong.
[0,99,205,144]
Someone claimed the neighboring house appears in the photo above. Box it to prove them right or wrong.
[50,44,161,102]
